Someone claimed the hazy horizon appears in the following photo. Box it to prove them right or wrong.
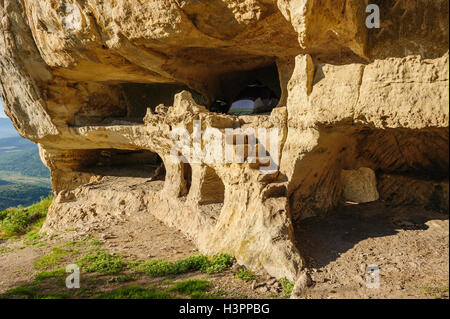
[0,99,6,118]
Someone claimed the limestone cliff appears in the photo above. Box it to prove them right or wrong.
[0,0,448,281]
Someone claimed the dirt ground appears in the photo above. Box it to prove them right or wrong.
[296,202,449,299]
[0,201,448,299]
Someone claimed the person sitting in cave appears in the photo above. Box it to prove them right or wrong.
[228,80,279,116]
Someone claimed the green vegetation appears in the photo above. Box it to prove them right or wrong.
[0,137,50,178]
[139,253,234,277]
[0,285,71,300]
[33,247,74,270]
[278,278,294,296]
[0,195,52,238]
[168,279,211,295]
[235,267,256,282]
[0,286,37,299]
[34,268,66,282]
[0,182,51,211]
[77,251,125,275]
[95,286,175,299]
[23,230,46,247]
[0,197,238,300]
[0,136,51,210]
[204,254,235,273]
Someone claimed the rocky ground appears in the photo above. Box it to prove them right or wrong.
[0,201,448,299]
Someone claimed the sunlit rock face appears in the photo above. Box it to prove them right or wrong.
[0,0,448,280]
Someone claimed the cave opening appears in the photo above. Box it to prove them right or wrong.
[182,162,193,196]
[70,82,208,126]
[79,148,165,180]
[198,166,225,225]
[199,166,225,205]
[210,63,282,115]
[120,83,208,121]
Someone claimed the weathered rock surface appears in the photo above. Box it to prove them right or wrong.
[0,0,448,281]
[341,168,379,203]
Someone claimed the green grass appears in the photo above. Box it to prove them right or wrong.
[0,285,71,299]
[0,286,37,299]
[95,285,176,299]
[139,254,234,277]
[0,195,52,238]
[235,267,255,282]
[77,251,125,275]
[203,254,235,274]
[168,279,211,295]
[64,237,102,248]
[140,259,173,277]
[33,247,73,270]
[278,278,294,296]
[34,268,66,282]
[23,230,46,247]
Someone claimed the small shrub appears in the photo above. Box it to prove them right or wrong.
[1,208,29,233]
[279,278,294,296]
[140,254,234,277]
[0,195,52,237]
[78,251,125,275]
[140,259,173,277]
[172,255,209,274]
[235,267,255,282]
[202,254,234,274]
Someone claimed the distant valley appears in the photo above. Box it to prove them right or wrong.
[0,118,51,210]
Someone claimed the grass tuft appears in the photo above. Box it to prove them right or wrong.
[235,267,255,282]
[278,278,294,296]
[0,286,37,299]
[140,254,234,277]
[33,247,73,270]
[77,251,125,275]
[34,268,66,282]
[168,279,211,295]
[0,196,52,238]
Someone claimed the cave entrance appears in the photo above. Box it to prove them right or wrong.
[79,149,165,181]
[120,83,208,121]
[197,166,225,225]
[70,82,207,126]
[182,162,193,196]
[210,63,282,115]
[199,166,225,205]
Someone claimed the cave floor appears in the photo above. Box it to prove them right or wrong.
[295,202,449,299]
[0,200,448,299]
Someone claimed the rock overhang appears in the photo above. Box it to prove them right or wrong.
[0,0,448,281]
